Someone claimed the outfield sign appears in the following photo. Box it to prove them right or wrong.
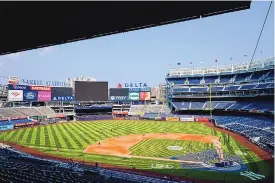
[166,117,179,122]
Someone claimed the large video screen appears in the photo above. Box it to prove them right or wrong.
[75,81,108,101]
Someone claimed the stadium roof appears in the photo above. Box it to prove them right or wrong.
[0,1,251,55]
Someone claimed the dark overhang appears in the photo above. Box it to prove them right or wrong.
[0,1,251,55]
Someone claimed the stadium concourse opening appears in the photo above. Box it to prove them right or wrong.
[0,1,251,55]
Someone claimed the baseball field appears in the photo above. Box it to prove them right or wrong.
[0,120,273,183]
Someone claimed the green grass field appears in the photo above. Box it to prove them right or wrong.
[0,120,272,183]
[130,139,214,157]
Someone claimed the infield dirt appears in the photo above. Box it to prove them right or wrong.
[83,133,224,161]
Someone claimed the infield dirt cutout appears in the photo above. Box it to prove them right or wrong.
[83,133,223,163]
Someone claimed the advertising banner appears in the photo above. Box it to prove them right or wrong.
[194,118,210,122]
[109,88,129,96]
[110,96,128,101]
[140,87,151,92]
[23,90,38,101]
[8,84,30,91]
[180,118,195,122]
[129,92,139,100]
[139,92,151,101]
[166,117,179,122]
[0,124,14,131]
[38,91,51,101]
[8,90,23,101]
[30,86,51,91]
[52,96,75,101]
[112,111,128,115]
[8,76,19,85]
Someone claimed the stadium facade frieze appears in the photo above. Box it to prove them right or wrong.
[21,79,68,87]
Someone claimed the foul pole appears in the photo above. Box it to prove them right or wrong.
[209,83,213,121]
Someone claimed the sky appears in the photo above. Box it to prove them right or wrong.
[0,1,274,88]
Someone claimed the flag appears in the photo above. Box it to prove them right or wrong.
[230,57,232,60]
[169,63,171,67]
[189,62,192,64]
[244,54,247,57]
[215,59,218,62]
[177,62,181,65]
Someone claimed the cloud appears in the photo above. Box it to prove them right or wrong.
[37,46,55,56]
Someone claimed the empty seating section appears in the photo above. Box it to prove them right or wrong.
[167,69,274,88]
[234,73,251,82]
[190,87,207,92]
[219,75,232,83]
[0,108,21,118]
[203,101,219,109]
[210,86,224,91]
[13,108,42,116]
[214,116,274,148]
[172,101,273,113]
[187,77,201,84]
[239,84,257,90]
[172,87,189,92]
[214,102,235,109]
[190,102,204,109]
[0,147,174,183]
[223,85,240,91]
[0,107,57,119]
[172,102,190,109]
[265,70,274,80]
[268,83,274,88]
[255,83,271,89]
[128,105,145,116]
[228,102,251,110]
[204,76,217,84]
[36,107,55,115]
[250,70,267,81]
[129,105,171,116]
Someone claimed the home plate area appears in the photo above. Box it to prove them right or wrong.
[169,150,247,172]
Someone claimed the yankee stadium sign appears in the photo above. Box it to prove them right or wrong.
[21,79,68,87]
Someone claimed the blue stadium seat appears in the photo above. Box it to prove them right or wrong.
[190,87,208,92]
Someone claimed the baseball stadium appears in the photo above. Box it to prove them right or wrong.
[0,1,274,183]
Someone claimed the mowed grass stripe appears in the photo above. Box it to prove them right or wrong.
[71,123,97,142]
[35,127,41,146]
[21,128,31,145]
[18,129,27,143]
[61,124,85,148]
[47,125,56,147]
[25,128,34,146]
[44,126,50,147]
[69,124,92,144]
[50,125,64,148]
[55,124,74,149]
[40,126,46,146]
[78,123,103,141]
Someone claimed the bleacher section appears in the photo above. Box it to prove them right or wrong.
[214,115,274,153]
[128,105,171,116]
[171,101,274,113]
[0,107,56,119]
